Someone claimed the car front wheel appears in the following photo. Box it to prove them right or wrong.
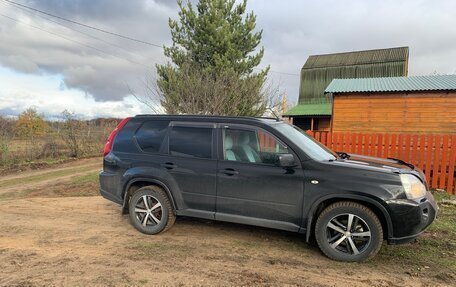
[315,201,383,262]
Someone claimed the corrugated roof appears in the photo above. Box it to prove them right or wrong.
[299,47,409,105]
[303,47,409,69]
[325,75,456,93]
[284,103,332,116]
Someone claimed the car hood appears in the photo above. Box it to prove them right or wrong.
[328,154,425,181]
[344,154,413,171]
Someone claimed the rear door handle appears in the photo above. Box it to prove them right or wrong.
[161,162,177,170]
[220,168,239,176]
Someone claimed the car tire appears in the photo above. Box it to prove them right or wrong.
[315,201,383,262]
[128,185,176,235]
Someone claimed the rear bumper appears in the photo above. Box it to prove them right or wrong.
[99,171,122,205]
[387,191,438,244]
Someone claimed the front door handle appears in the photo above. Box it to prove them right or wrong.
[161,162,177,170]
[220,168,239,176]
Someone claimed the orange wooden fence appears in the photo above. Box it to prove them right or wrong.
[305,131,456,194]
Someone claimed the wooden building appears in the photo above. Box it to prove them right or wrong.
[325,75,456,134]
[284,47,409,131]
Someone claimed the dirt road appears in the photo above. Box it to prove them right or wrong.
[0,157,101,196]
[0,159,454,286]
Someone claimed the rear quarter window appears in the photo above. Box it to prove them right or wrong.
[135,120,170,153]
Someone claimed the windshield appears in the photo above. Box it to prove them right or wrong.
[272,123,337,161]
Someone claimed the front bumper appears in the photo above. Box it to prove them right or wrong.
[387,191,438,245]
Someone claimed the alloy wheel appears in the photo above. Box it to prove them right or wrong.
[326,213,372,255]
[134,195,162,227]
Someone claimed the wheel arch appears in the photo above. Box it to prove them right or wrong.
[305,195,393,242]
[122,177,177,214]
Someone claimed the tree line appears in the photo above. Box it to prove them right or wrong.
[0,108,119,169]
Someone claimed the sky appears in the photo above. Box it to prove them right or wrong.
[0,0,455,119]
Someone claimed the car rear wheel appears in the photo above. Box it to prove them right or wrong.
[315,201,383,262]
[128,185,175,235]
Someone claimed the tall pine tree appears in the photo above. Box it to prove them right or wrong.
[156,0,270,116]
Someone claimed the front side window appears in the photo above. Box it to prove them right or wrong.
[272,123,337,161]
[223,128,289,165]
[169,126,213,159]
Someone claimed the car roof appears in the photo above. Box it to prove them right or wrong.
[134,114,281,125]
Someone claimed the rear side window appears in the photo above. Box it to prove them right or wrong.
[135,120,169,153]
[169,126,213,159]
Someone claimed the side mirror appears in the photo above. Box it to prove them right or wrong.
[278,153,297,168]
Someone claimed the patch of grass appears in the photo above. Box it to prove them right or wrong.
[0,171,100,201]
[70,172,99,185]
[0,156,71,175]
[0,156,100,177]
[0,190,32,200]
[0,165,98,189]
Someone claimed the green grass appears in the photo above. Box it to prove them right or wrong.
[0,171,100,201]
[70,172,99,185]
[0,165,98,189]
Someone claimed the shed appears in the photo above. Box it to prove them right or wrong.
[325,75,456,134]
[284,47,409,131]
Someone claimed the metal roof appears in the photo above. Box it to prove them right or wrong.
[325,75,456,94]
[299,47,409,105]
[303,46,409,69]
[283,103,332,116]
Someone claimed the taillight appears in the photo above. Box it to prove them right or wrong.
[103,117,131,157]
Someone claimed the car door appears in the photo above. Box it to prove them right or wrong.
[161,122,217,218]
[215,124,305,231]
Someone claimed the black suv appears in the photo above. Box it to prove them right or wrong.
[100,115,437,262]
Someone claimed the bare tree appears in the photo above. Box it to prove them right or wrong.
[0,115,15,161]
[60,110,84,158]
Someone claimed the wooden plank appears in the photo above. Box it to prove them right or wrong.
[411,135,419,166]
[398,134,404,160]
[350,133,357,154]
[440,135,449,189]
[369,134,376,156]
[419,135,426,170]
[333,133,339,152]
[337,133,343,152]
[447,135,456,194]
[321,132,327,146]
[425,135,433,183]
[327,132,333,149]
[404,134,411,162]
[338,133,344,152]
[390,134,398,159]
[377,134,383,158]
[432,135,441,188]
[357,133,363,154]
[384,134,390,158]
[345,132,351,153]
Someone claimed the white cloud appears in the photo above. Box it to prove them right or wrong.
[0,66,151,118]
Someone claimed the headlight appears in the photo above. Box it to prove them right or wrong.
[400,174,426,199]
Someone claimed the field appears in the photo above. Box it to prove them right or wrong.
[0,158,455,286]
